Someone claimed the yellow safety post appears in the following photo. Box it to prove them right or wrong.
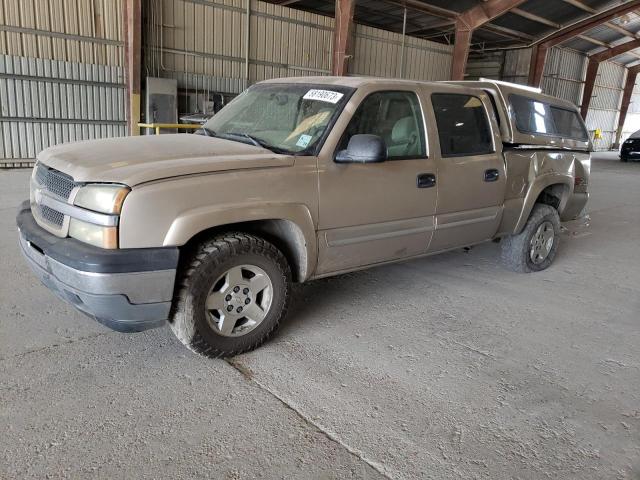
[137,123,203,135]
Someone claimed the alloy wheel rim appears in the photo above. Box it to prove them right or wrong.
[529,221,555,265]
[205,264,273,337]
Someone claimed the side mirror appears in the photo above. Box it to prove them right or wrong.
[335,134,387,164]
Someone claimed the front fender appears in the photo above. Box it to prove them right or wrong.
[163,202,317,280]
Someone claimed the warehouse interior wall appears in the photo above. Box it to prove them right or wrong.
[0,0,630,162]
[0,0,454,164]
[143,0,452,99]
[0,0,126,165]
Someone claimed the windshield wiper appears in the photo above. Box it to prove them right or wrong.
[227,132,262,148]
[199,126,217,137]
[223,132,290,154]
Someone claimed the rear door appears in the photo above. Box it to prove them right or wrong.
[427,89,506,252]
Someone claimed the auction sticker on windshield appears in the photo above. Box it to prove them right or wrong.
[303,89,344,104]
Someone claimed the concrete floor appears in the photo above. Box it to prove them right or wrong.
[1,152,639,479]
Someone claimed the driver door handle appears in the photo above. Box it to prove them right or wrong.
[417,173,436,188]
[484,169,500,182]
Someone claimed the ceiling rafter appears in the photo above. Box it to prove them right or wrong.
[451,0,528,79]
[581,38,640,118]
[510,7,560,29]
[528,0,640,86]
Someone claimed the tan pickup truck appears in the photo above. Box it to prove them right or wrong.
[17,77,590,357]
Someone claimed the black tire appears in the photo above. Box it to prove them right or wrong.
[620,156,628,162]
[501,204,561,273]
[170,233,291,358]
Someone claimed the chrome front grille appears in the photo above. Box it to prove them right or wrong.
[32,163,79,235]
[35,163,77,200]
[37,204,65,227]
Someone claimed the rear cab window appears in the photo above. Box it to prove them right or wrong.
[509,94,588,141]
[431,93,495,157]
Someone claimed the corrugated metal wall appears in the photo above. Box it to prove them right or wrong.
[0,0,455,164]
[540,48,585,106]
[628,81,640,114]
[146,0,334,94]
[585,61,625,151]
[0,0,124,66]
[502,47,586,105]
[466,51,503,80]
[147,0,453,94]
[502,48,530,85]
[0,0,125,165]
[350,24,453,80]
[0,54,126,161]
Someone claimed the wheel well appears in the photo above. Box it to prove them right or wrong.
[181,220,309,282]
[535,184,568,211]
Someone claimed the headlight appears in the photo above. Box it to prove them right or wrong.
[74,184,130,214]
[69,218,119,249]
[71,184,129,249]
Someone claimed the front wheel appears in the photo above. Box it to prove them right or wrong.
[170,233,291,358]
[501,204,561,273]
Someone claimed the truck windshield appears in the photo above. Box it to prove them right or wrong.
[202,84,354,155]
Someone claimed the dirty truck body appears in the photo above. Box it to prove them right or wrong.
[17,77,591,357]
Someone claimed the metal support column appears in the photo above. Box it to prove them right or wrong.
[615,67,639,148]
[124,0,142,136]
[399,7,407,79]
[245,0,251,88]
[332,0,356,76]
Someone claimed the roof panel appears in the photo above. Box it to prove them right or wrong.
[490,12,554,37]
[616,52,639,65]
[610,12,640,34]
[413,0,476,14]
[517,0,588,25]
[585,24,628,44]
[563,37,600,52]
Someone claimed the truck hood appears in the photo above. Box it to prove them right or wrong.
[38,134,295,186]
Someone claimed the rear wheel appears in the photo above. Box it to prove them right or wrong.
[501,204,561,273]
[170,233,291,358]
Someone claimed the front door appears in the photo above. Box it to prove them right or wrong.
[427,91,506,252]
[316,89,438,275]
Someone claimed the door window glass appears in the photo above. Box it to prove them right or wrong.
[550,106,589,140]
[510,94,555,135]
[431,94,494,157]
[509,94,588,141]
[337,91,426,160]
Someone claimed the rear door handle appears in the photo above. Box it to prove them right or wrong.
[417,173,436,188]
[484,169,500,182]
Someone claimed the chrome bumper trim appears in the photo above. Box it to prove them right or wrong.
[19,232,176,306]
[38,189,119,227]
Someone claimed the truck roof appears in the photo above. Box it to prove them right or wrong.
[259,75,590,152]
[260,76,579,112]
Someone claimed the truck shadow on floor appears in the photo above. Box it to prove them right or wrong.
[275,244,499,337]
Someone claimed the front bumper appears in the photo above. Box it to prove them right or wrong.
[620,149,640,159]
[16,201,179,332]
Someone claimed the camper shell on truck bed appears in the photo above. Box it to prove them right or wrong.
[446,80,591,152]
